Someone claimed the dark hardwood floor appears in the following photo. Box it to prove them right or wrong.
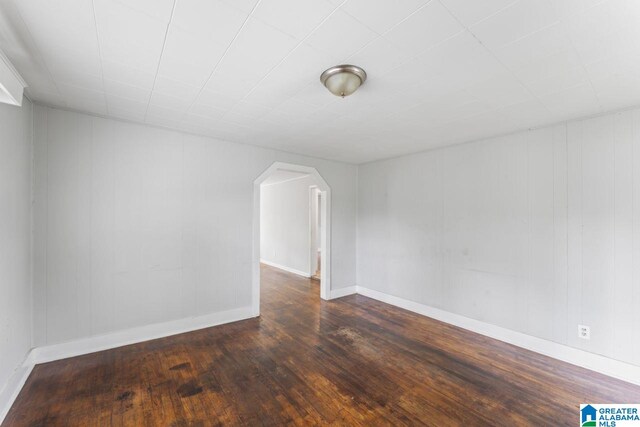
[5,264,640,426]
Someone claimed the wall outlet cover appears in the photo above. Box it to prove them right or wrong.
[578,324,590,340]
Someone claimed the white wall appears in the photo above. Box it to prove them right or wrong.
[0,98,32,398]
[27,102,640,370]
[358,108,640,367]
[260,175,317,276]
[32,105,357,347]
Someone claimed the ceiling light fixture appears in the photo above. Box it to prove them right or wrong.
[320,64,367,98]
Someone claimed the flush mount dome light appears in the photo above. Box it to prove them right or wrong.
[320,64,367,98]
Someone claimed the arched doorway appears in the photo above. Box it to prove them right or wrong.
[252,162,331,316]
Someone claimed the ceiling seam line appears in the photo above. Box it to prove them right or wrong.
[31,100,357,164]
[233,0,442,112]
[181,0,265,120]
[90,0,109,115]
[439,0,553,115]
[467,0,520,28]
[556,14,604,113]
[143,0,178,121]
[217,0,350,121]
[9,4,66,106]
[340,0,438,69]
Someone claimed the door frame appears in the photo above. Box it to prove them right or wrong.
[252,162,331,316]
[309,186,320,279]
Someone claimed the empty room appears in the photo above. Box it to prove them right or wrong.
[1,0,640,425]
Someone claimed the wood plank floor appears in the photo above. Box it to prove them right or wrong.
[5,264,640,426]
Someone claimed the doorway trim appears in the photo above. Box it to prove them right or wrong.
[252,162,331,316]
[309,185,320,281]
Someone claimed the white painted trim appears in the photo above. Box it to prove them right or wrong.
[0,356,33,425]
[261,173,310,187]
[1,307,253,421]
[4,285,636,423]
[356,286,640,386]
[260,259,310,278]
[0,49,27,88]
[329,286,357,300]
[253,162,332,316]
[0,48,26,106]
[27,306,254,365]
[309,186,318,282]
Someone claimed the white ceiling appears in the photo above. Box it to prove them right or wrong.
[1,0,639,163]
[261,169,309,186]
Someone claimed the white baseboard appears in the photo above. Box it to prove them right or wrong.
[329,286,357,300]
[27,306,254,365]
[1,307,253,423]
[0,355,34,425]
[6,287,639,423]
[260,259,310,278]
[356,286,640,386]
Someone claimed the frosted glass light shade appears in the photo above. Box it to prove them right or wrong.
[324,72,361,97]
[320,65,367,97]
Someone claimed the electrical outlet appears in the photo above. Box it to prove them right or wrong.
[578,325,590,340]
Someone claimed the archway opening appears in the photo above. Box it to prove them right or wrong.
[252,162,331,316]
